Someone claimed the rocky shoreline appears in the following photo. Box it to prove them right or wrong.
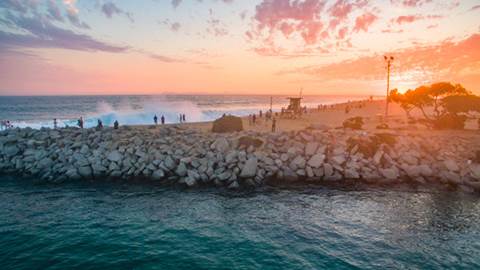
[0,125,479,192]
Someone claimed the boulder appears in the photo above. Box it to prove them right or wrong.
[444,159,459,172]
[78,166,92,178]
[152,169,165,180]
[211,137,230,153]
[380,168,398,180]
[3,145,19,157]
[240,157,257,178]
[323,163,333,177]
[107,151,123,162]
[175,162,188,177]
[308,154,325,168]
[305,142,319,156]
[212,115,243,133]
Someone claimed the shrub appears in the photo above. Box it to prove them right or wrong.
[376,123,389,129]
[238,136,263,149]
[433,114,467,130]
[343,117,364,130]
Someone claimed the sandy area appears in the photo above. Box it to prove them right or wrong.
[153,99,479,135]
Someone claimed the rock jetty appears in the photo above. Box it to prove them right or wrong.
[0,126,479,192]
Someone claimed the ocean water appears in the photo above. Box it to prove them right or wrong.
[0,176,479,269]
[0,95,366,128]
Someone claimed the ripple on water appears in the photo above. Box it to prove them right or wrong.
[0,177,480,269]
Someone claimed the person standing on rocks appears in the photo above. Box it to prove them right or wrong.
[154,115,158,125]
[53,118,57,129]
[161,115,165,125]
[179,114,183,123]
[252,114,256,125]
[114,120,119,129]
[183,114,186,122]
[78,117,84,129]
[272,117,277,132]
[97,119,103,129]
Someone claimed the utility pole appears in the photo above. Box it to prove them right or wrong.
[384,55,394,118]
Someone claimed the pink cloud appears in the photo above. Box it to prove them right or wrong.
[353,12,377,32]
[280,33,480,91]
[249,0,376,55]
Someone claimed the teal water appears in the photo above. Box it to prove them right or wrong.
[0,176,479,269]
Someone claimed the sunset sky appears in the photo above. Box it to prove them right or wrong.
[0,0,479,96]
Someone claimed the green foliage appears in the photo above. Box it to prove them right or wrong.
[343,116,364,130]
[346,133,396,158]
[433,114,467,130]
[442,95,480,114]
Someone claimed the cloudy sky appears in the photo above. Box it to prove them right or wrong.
[0,0,479,95]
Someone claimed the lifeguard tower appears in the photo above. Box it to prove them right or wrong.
[282,97,303,118]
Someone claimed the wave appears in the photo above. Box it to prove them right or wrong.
[7,95,362,129]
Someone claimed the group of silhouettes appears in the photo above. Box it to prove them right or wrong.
[68,113,186,130]
[248,109,277,132]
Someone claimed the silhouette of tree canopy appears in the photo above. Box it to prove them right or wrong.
[389,82,479,129]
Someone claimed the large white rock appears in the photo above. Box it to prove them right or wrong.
[323,163,333,177]
[175,162,187,177]
[107,151,123,162]
[308,154,325,168]
[211,137,229,153]
[305,142,319,156]
[380,168,398,180]
[470,164,480,180]
[240,157,258,178]
[291,156,306,169]
[152,169,165,180]
[444,159,459,172]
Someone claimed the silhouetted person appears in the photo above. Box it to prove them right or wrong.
[259,110,262,118]
[97,119,103,129]
[77,117,84,129]
[272,118,277,132]
[53,118,57,129]
[114,120,119,129]
[154,115,158,125]
[252,114,256,125]
[161,115,165,125]
[182,114,186,122]
[179,114,183,123]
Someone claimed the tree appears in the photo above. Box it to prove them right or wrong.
[389,82,478,129]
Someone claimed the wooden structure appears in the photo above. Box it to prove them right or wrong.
[282,97,303,118]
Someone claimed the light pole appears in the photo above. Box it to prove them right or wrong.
[384,55,394,118]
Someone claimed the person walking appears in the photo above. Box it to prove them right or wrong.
[161,115,165,125]
[182,114,186,122]
[114,120,119,129]
[154,115,158,125]
[252,114,256,125]
[272,117,277,132]
[53,118,57,129]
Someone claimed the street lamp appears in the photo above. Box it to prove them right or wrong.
[384,55,394,118]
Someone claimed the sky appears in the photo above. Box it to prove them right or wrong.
[0,0,479,96]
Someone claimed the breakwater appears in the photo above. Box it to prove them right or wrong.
[0,126,479,192]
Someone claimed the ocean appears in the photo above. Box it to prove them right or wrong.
[0,177,479,269]
[1,95,479,269]
[0,95,366,129]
